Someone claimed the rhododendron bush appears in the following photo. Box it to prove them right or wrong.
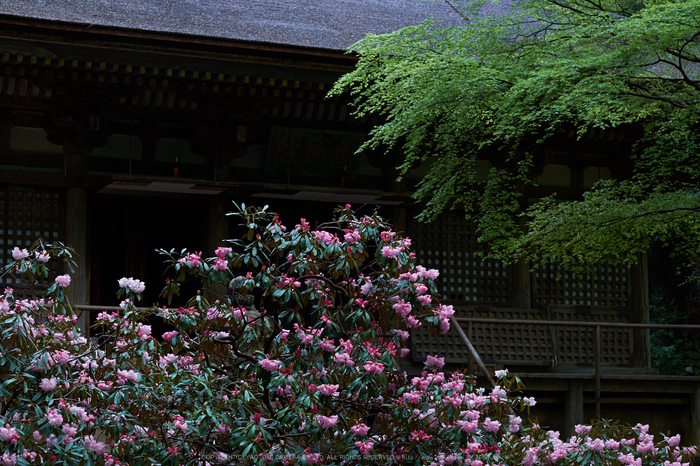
[0,204,697,465]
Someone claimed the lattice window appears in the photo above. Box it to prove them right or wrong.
[0,188,63,294]
[552,308,632,366]
[534,263,629,308]
[408,213,510,305]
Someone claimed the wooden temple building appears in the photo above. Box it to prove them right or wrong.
[0,0,698,442]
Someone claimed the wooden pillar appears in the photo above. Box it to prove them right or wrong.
[564,380,584,438]
[512,216,531,309]
[203,196,231,302]
[391,207,407,236]
[207,196,230,253]
[65,187,89,333]
[511,259,531,308]
[692,383,700,446]
[630,253,650,368]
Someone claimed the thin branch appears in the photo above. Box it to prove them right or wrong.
[599,205,700,226]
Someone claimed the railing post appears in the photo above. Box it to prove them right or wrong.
[467,320,474,374]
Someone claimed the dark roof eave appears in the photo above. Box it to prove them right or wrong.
[0,13,359,68]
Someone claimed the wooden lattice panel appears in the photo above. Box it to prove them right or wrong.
[0,188,62,289]
[411,306,556,366]
[534,263,629,308]
[552,308,632,366]
[408,213,510,305]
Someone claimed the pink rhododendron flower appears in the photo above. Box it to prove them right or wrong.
[416,265,440,280]
[344,229,361,243]
[40,377,57,392]
[260,358,281,372]
[415,283,428,295]
[380,231,396,241]
[0,452,16,466]
[351,422,370,436]
[11,247,28,260]
[483,418,501,432]
[35,250,50,263]
[215,246,232,258]
[355,440,374,454]
[403,391,421,403]
[364,361,384,375]
[0,425,19,445]
[118,277,146,293]
[213,258,228,271]
[316,384,339,396]
[360,280,373,295]
[457,419,478,433]
[84,435,107,455]
[575,424,592,435]
[334,352,354,366]
[232,306,247,319]
[381,245,401,258]
[667,434,681,447]
[138,324,152,341]
[392,300,412,317]
[117,369,140,384]
[619,453,642,466]
[316,415,338,428]
[425,355,445,368]
[606,439,620,450]
[405,315,422,328]
[46,409,63,427]
[162,331,178,341]
[55,274,71,288]
[637,441,656,454]
[418,294,432,306]
[587,437,605,452]
[509,415,522,433]
[312,230,338,245]
[318,338,335,351]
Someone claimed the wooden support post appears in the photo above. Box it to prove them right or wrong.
[565,380,584,438]
[595,325,601,419]
[203,196,231,303]
[511,258,531,309]
[692,383,700,447]
[65,187,89,334]
[630,253,650,368]
[511,216,531,309]
[391,207,407,237]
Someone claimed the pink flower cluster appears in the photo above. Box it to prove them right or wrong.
[54,274,71,288]
[117,277,146,294]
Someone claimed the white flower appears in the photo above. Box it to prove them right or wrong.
[118,277,146,294]
[11,247,29,260]
[495,369,508,378]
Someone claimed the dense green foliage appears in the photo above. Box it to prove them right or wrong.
[331,0,700,271]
